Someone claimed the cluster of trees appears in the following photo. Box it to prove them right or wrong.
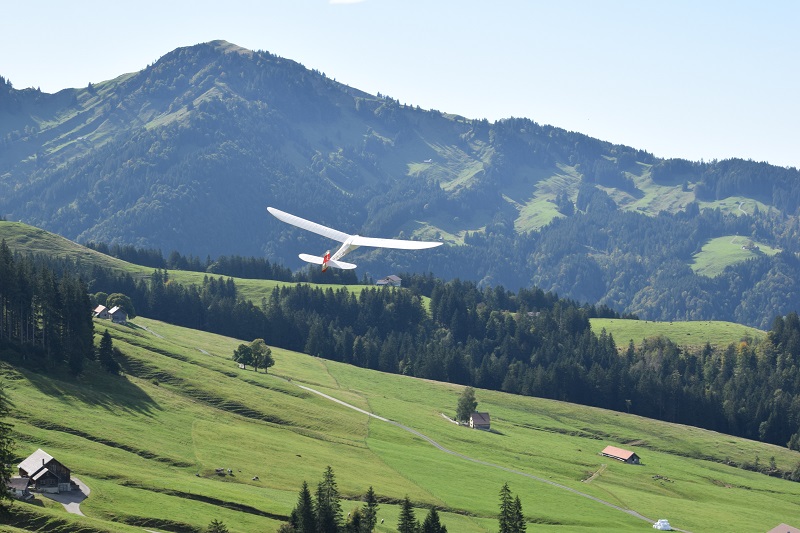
[0,240,93,374]
[498,483,526,533]
[279,467,527,533]
[279,466,378,533]
[232,338,274,372]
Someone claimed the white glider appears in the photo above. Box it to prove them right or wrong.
[267,207,442,271]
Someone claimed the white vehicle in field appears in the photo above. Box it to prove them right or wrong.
[653,518,672,530]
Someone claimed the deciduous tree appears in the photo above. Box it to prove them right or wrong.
[456,386,477,423]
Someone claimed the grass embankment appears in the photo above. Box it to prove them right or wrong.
[2,317,798,532]
[591,318,766,349]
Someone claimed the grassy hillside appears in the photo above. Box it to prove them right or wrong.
[590,318,766,349]
[2,317,798,532]
[690,235,780,277]
[0,220,370,305]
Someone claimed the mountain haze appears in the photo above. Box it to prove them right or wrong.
[2,40,800,327]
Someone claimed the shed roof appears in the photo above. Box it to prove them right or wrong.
[470,412,491,425]
[18,448,53,476]
[93,305,107,313]
[601,445,637,461]
[7,477,30,490]
[108,306,122,314]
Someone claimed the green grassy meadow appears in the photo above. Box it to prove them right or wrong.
[2,316,798,532]
[590,318,765,349]
[691,235,780,277]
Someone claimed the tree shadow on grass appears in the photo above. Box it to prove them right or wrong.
[18,365,160,417]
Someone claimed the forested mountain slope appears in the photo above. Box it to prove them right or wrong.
[1,40,799,327]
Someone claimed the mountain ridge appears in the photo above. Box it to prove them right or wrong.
[1,40,799,327]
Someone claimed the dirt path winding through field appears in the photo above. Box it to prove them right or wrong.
[293,381,693,533]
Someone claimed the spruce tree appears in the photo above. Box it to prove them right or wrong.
[362,485,379,532]
[498,482,514,533]
[511,495,526,533]
[292,480,315,533]
[206,519,229,533]
[397,496,418,533]
[421,507,447,533]
[98,330,119,373]
[315,466,343,533]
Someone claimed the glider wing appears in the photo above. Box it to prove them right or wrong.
[268,207,350,243]
[349,236,443,250]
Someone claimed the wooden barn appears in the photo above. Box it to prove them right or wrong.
[469,412,491,431]
[18,448,72,493]
[600,445,640,464]
[93,305,110,319]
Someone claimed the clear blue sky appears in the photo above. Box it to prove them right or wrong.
[3,0,798,168]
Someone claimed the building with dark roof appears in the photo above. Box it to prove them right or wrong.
[376,275,402,287]
[469,412,491,430]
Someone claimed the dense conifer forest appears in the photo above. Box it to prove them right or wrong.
[0,240,94,374]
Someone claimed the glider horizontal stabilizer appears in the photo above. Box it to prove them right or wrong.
[299,253,357,270]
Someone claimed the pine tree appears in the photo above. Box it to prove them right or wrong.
[498,482,514,533]
[292,480,315,533]
[98,330,119,373]
[362,485,379,532]
[397,496,418,533]
[421,507,447,533]
[316,466,343,533]
[206,519,229,533]
[511,495,526,533]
